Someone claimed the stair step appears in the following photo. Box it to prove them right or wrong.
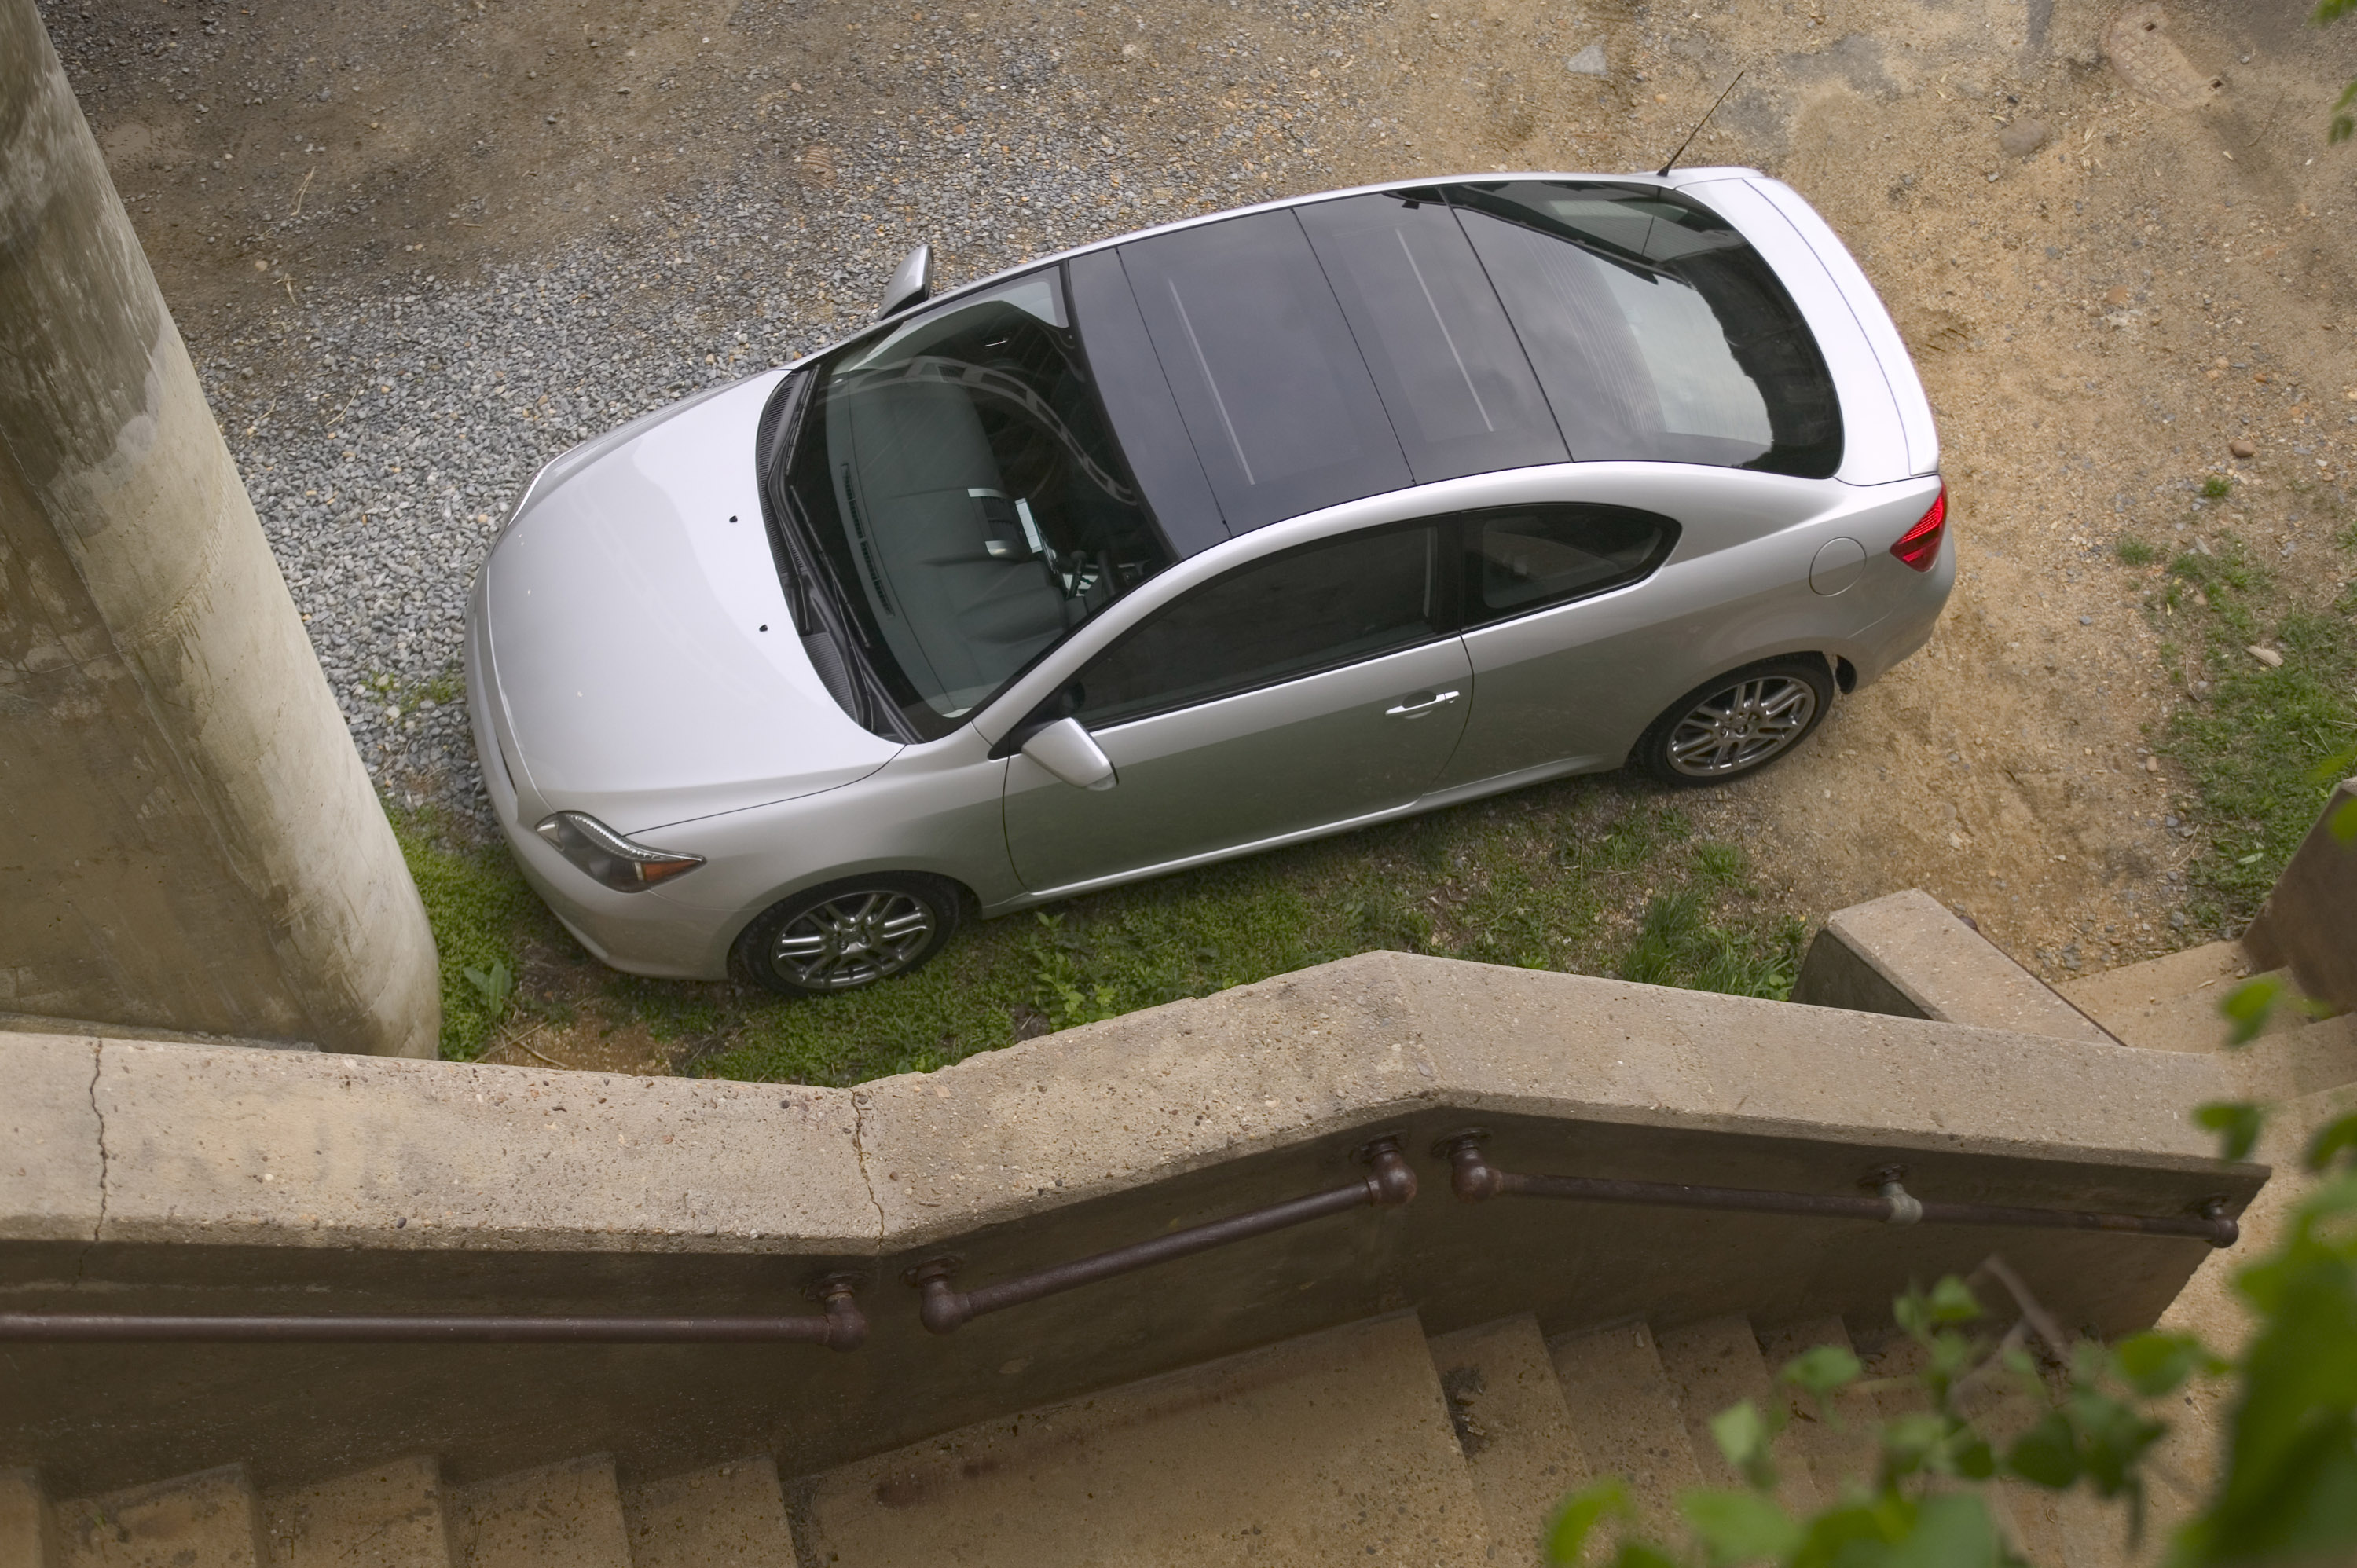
[3,1470,61,1568]
[794,1312,1493,1568]
[1427,1313,1591,1566]
[1655,1316,1819,1515]
[1754,1317,1879,1505]
[2058,943,2260,1052]
[448,1456,629,1568]
[1546,1321,1703,1535]
[261,1455,450,1568]
[2216,1012,2357,1101]
[2150,1075,2357,1551]
[1850,1332,2125,1567]
[619,1457,794,1567]
[57,1464,267,1567]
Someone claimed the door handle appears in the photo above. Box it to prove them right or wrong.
[1384,690,1461,718]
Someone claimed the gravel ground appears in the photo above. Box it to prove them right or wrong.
[211,192,840,822]
[170,2,1388,825]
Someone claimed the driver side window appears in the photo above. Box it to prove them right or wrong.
[1070,524,1447,727]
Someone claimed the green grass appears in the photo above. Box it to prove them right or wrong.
[389,806,546,1060]
[357,775,1783,1085]
[2114,537,2158,567]
[2153,530,2357,932]
[690,782,1798,1083]
[2201,474,2234,500]
[387,759,1801,1081]
[1620,888,1805,998]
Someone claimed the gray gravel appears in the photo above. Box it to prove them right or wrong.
[193,19,1360,832]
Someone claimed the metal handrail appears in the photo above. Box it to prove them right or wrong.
[0,1275,870,1349]
[907,1136,1417,1334]
[1435,1132,2239,1249]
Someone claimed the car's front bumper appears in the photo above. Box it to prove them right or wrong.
[464,583,740,981]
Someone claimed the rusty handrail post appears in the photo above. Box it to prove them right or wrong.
[0,1273,871,1348]
[907,1136,1417,1335]
[1433,1130,2238,1248]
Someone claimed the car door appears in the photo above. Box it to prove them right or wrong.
[1002,522,1472,895]
[1431,501,1685,789]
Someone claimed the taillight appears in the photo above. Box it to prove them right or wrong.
[1890,486,1947,572]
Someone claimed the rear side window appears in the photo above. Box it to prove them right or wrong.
[1447,182,1842,479]
[1463,504,1678,623]
[1072,525,1445,725]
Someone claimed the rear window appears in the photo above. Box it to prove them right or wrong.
[1446,181,1842,478]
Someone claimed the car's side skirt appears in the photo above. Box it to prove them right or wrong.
[974,753,1617,918]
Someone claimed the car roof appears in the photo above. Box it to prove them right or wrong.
[807,170,1853,560]
[915,167,1769,308]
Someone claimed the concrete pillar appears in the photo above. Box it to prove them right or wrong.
[0,0,439,1057]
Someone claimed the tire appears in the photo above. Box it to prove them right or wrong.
[732,874,963,997]
[1637,658,1832,788]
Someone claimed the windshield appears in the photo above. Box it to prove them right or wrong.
[776,268,1175,739]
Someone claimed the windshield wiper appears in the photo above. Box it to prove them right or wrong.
[779,485,852,641]
[757,370,819,636]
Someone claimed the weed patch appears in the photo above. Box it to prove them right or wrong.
[2153,533,2357,932]
[392,785,1805,1083]
[1618,844,1803,997]
[388,806,545,1060]
[691,780,1801,1086]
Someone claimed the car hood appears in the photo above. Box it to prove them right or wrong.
[482,368,902,836]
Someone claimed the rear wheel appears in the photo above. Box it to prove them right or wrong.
[1637,659,1831,787]
[733,874,963,996]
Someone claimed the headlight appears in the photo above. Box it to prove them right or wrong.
[534,811,706,892]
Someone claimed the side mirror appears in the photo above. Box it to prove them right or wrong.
[874,244,934,321]
[1020,717,1116,792]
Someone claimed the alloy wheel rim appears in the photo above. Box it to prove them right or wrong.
[772,891,937,990]
[1665,676,1817,778]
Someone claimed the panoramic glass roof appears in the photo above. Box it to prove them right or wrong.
[1067,181,1842,555]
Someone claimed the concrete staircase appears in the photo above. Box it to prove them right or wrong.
[1793,901,2357,1566]
[13,1449,794,1567]
[2060,938,2357,1557]
[2055,936,2357,1214]
[10,1308,2030,1568]
[7,868,2309,1568]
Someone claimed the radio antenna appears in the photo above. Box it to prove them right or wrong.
[1656,70,1746,178]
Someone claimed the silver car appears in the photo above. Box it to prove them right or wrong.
[465,170,1948,995]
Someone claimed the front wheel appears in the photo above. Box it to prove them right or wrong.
[1637,659,1831,787]
[732,874,963,996]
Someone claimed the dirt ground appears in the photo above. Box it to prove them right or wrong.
[38,0,2357,985]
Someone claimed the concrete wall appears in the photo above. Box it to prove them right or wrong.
[1792,888,2118,1042]
[0,0,438,1056]
[2245,776,2357,1011]
[0,954,2260,1497]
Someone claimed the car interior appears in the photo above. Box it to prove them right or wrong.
[815,277,1172,722]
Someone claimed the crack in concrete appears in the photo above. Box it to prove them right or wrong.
[849,1093,886,1251]
[75,1040,110,1285]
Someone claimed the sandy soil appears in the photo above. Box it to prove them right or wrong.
[38,0,2357,987]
